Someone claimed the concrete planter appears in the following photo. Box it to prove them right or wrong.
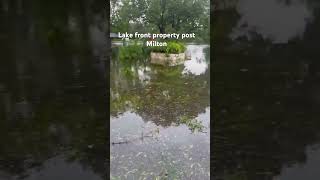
[150,52,186,66]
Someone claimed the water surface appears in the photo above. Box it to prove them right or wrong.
[214,0,320,179]
[0,1,107,179]
[110,45,210,179]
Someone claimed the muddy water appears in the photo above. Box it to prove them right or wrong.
[110,45,210,179]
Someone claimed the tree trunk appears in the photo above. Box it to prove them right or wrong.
[159,25,165,34]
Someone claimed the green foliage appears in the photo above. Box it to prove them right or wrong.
[111,0,148,32]
[119,43,144,61]
[111,0,209,42]
[149,45,166,53]
[179,115,205,133]
[166,41,186,54]
[111,93,142,115]
[118,44,141,77]
[150,41,186,54]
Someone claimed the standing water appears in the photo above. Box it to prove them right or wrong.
[214,0,320,179]
[110,45,210,179]
[0,0,107,179]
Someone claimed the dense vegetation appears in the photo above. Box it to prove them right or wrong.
[119,43,145,60]
[117,41,186,65]
[111,0,209,43]
[150,41,186,54]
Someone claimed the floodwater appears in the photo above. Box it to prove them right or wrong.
[214,0,320,179]
[110,45,210,179]
[0,0,107,179]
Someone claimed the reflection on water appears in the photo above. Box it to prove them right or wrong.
[110,45,210,179]
[7,155,102,180]
[183,45,209,75]
[232,0,311,43]
[276,144,320,180]
[214,0,320,179]
[0,0,107,179]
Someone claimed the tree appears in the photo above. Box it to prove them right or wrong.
[111,0,209,41]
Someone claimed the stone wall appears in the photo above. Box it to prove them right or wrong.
[150,52,186,66]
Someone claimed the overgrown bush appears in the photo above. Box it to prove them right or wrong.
[119,43,144,61]
[166,41,186,54]
[150,41,186,54]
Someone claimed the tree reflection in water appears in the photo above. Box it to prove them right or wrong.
[111,46,210,128]
[213,0,320,179]
[0,0,107,179]
[110,45,210,179]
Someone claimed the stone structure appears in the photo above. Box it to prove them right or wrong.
[150,52,186,66]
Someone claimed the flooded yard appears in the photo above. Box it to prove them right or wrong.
[214,0,320,179]
[0,0,107,179]
[110,45,210,179]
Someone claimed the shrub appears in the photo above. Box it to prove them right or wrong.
[150,41,186,54]
[119,43,144,61]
